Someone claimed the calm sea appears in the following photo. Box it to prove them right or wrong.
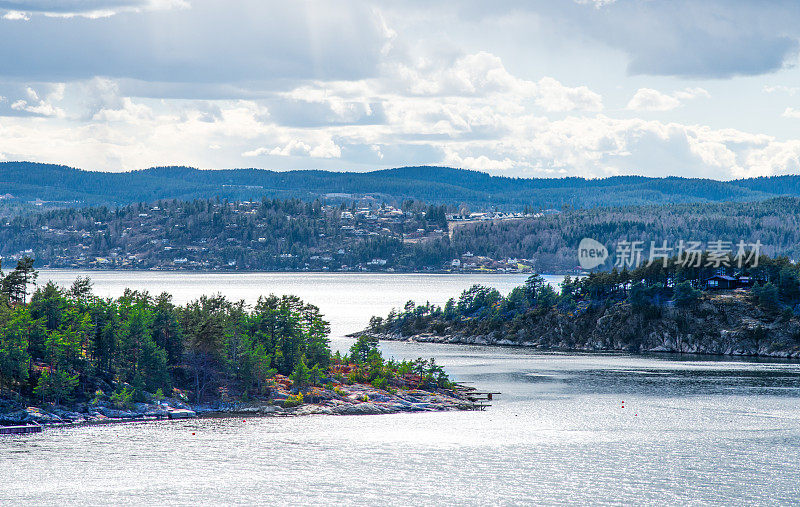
[2,271,799,505]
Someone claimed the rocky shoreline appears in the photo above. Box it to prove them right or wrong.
[362,330,800,359]
[0,381,475,429]
[358,293,800,359]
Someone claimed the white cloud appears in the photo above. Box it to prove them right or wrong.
[673,87,711,101]
[0,62,794,180]
[783,107,800,118]
[92,97,153,122]
[383,51,602,112]
[626,89,679,111]
[309,138,343,158]
[2,10,28,20]
[0,78,796,180]
[442,148,517,171]
[9,85,65,117]
[534,76,603,112]
[244,138,341,159]
[627,87,709,111]
[241,147,272,157]
[742,139,800,177]
[269,140,314,157]
[0,90,285,170]
[573,0,617,8]
[0,4,795,182]
[764,85,800,96]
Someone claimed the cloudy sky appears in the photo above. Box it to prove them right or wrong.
[0,0,799,179]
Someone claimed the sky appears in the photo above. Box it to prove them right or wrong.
[0,0,799,179]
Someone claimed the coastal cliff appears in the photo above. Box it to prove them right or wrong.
[366,292,800,358]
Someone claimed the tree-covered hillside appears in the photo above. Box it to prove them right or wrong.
[3,161,800,211]
[367,258,800,358]
[452,197,800,271]
[0,197,453,271]
[2,195,800,273]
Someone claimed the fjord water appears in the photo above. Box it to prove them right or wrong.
[3,272,800,505]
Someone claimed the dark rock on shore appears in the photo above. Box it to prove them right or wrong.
[366,292,800,359]
[1,382,473,430]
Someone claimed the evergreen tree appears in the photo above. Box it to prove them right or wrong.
[34,368,79,405]
[290,354,311,390]
[673,281,701,308]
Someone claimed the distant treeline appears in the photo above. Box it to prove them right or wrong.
[5,161,800,211]
[453,197,800,271]
[4,195,800,272]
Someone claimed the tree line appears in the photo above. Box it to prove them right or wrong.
[9,161,800,211]
[0,260,450,407]
[370,253,800,339]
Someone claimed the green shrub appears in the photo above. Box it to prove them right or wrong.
[34,369,79,405]
[283,392,304,408]
[91,389,106,405]
[110,386,135,409]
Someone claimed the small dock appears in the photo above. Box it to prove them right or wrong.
[453,382,500,411]
[167,409,197,419]
[0,423,42,435]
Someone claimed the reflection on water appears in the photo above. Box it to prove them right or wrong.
[2,272,799,505]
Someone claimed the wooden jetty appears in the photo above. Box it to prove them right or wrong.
[453,382,500,411]
[0,423,42,435]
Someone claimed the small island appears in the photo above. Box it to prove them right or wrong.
[0,260,473,428]
[365,254,800,358]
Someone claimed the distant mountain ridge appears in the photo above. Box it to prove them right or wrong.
[0,161,798,210]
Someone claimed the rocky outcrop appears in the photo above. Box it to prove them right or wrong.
[371,293,800,358]
[0,397,198,426]
[0,382,472,429]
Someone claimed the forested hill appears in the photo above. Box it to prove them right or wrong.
[2,161,800,211]
[4,194,800,273]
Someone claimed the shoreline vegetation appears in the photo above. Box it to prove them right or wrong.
[365,255,800,359]
[0,259,473,428]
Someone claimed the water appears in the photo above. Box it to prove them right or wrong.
[3,272,800,505]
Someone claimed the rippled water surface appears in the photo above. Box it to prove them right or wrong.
[3,272,800,505]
